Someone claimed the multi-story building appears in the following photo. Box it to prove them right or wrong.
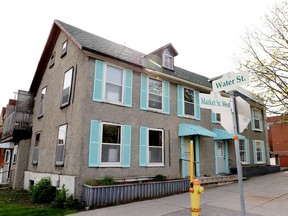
[20,20,269,198]
[0,95,33,186]
[268,115,288,167]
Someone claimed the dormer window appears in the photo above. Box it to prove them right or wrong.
[162,49,173,70]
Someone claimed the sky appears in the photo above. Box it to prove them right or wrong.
[0,0,284,108]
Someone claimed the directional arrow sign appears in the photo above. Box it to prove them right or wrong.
[212,71,249,93]
[236,96,251,133]
[199,92,231,113]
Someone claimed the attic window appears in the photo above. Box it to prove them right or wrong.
[162,49,173,70]
[61,40,68,57]
[49,52,56,68]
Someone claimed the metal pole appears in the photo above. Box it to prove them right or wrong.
[229,91,246,216]
[190,140,194,183]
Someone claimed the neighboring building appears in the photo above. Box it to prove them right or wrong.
[267,115,288,167]
[0,94,33,187]
[22,20,269,198]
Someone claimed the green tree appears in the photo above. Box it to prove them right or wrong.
[237,1,288,117]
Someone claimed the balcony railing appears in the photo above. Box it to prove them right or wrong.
[2,111,32,140]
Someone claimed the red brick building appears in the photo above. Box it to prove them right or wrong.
[267,115,288,167]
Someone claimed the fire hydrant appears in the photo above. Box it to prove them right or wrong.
[189,178,204,216]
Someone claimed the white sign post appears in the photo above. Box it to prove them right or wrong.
[211,71,250,216]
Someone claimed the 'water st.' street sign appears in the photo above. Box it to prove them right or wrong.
[212,71,249,93]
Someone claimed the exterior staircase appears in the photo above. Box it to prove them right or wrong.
[0,183,9,190]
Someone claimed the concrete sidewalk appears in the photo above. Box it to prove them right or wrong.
[70,171,288,216]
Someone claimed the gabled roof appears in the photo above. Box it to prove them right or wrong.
[30,20,212,93]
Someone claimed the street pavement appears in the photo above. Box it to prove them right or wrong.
[70,171,288,216]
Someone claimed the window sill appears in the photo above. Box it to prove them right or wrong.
[99,164,122,168]
[37,114,43,119]
[147,164,165,167]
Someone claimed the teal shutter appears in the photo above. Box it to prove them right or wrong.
[93,60,104,102]
[245,139,250,164]
[180,137,185,178]
[139,126,148,166]
[195,90,201,120]
[261,141,266,163]
[124,69,133,107]
[259,111,263,131]
[252,140,257,163]
[177,85,183,116]
[163,80,170,114]
[251,109,255,130]
[214,141,219,175]
[140,74,148,110]
[211,111,217,123]
[122,125,132,167]
[89,120,101,167]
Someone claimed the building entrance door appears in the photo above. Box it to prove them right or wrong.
[217,141,226,174]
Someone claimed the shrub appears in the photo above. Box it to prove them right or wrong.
[154,174,167,181]
[51,185,85,210]
[30,177,56,204]
[50,185,67,209]
[85,176,116,186]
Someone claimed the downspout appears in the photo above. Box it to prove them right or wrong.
[263,109,270,165]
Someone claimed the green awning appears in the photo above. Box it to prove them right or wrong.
[213,128,246,140]
[178,124,216,137]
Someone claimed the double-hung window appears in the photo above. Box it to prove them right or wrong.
[177,85,200,120]
[184,88,195,116]
[61,68,73,107]
[251,109,263,131]
[93,60,133,107]
[105,65,123,103]
[148,129,163,164]
[88,120,132,168]
[239,140,248,163]
[139,126,164,166]
[38,87,46,117]
[162,49,173,70]
[101,123,121,164]
[55,124,67,166]
[253,140,265,164]
[32,133,40,165]
[149,78,162,110]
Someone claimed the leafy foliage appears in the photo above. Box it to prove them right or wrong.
[237,1,288,116]
[85,176,116,186]
[30,177,56,204]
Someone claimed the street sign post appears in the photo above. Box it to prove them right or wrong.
[209,71,250,216]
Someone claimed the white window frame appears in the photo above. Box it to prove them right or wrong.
[4,149,10,164]
[104,64,124,105]
[147,128,164,166]
[183,87,196,118]
[148,78,163,111]
[239,140,247,164]
[253,109,262,131]
[38,87,46,117]
[60,67,73,107]
[254,140,265,164]
[100,122,122,167]
[162,49,174,70]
